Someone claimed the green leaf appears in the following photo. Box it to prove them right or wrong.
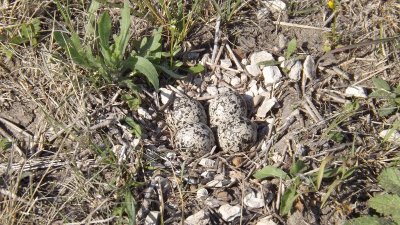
[0,139,12,151]
[372,78,391,91]
[378,104,397,117]
[253,166,289,179]
[126,56,159,90]
[85,0,100,37]
[328,131,345,143]
[124,191,136,225]
[345,216,396,225]
[139,27,162,56]
[369,90,393,99]
[124,117,142,137]
[122,94,141,111]
[290,160,308,176]
[280,182,298,215]
[368,194,400,224]
[156,65,186,79]
[113,0,131,62]
[98,12,112,64]
[378,167,400,195]
[186,64,205,74]
[316,156,332,191]
[285,38,297,59]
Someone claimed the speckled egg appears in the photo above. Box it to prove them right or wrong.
[209,90,247,127]
[167,97,207,130]
[217,117,257,152]
[174,123,216,155]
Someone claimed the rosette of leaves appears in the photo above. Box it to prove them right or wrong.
[369,78,400,117]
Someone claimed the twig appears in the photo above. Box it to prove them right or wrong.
[205,61,242,73]
[225,43,244,71]
[272,21,331,31]
[211,15,221,64]
[352,64,394,86]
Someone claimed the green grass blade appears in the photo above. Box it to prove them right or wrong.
[316,156,332,191]
[253,166,289,179]
[113,0,131,61]
[280,183,298,215]
[98,12,112,64]
[124,191,136,225]
[85,0,101,38]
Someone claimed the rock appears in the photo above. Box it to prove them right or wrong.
[250,51,274,69]
[240,73,248,83]
[246,64,262,77]
[196,188,209,201]
[145,211,160,225]
[231,77,241,87]
[244,191,265,208]
[159,88,173,105]
[288,61,302,81]
[138,107,153,120]
[218,204,241,222]
[206,86,219,96]
[263,0,287,12]
[220,58,232,68]
[185,210,210,225]
[244,90,254,102]
[345,86,367,98]
[379,129,400,144]
[250,83,259,96]
[199,158,216,168]
[256,216,277,225]
[278,34,287,50]
[280,58,296,70]
[263,66,282,85]
[303,55,316,80]
[256,97,278,118]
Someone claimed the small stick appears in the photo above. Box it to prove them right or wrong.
[205,61,241,73]
[272,21,331,31]
[225,43,244,71]
[352,64,394,86]
[304,96,324,122]
[211,15,221,64]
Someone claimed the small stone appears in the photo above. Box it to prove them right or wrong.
[220,58,232,68]
[244,90,254,102]
[159,88,173,105]
[303,55,316,80]
[264,0,287,12]
[241,58,249,66]
[278,34,287,50]
[250,51,274,69]
[206,86,219,96]
[244,191,265,209]
[199,158,216,168]
[379,129,400,144]
[253,95,265,107]
[240,73,248,83]
[231,77,241,87]
[218,204,241,222]
[263,66,282,85]
[196,188,209,201]
[288,61,302,81]
[256,217,278,225]
[345,86,367,98]
[246,64,262,77]
[145,211,160,225]
[280,58,296,70]
[278,56,285,62]
[185,210,210,225]
[250,83,259,96]
[138,107,153,119]
[256,97,278,118]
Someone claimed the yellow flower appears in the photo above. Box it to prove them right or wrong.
[328,0,335,10]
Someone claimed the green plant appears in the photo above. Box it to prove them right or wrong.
[369,78,400,117]
[0,138,12,151]
[346,167,400,225]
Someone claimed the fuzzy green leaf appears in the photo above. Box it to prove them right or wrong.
[156,65,186,79]
[253,166,289,179]
[98,12,112,64]
[345,216,396,225]
[368,194,400,224]
[290,160,308,176]
[285,38,297,59]
[378,167,400,195]
[127,56,159,90]
[280,183,298,215]
[0,139,12,151]
[124,117,142,137]
[378,104,397,117]
[186,64,205,74]
[369,90,393,99]
[124,191,136,225]
[372,78,391,91]
[113,0,131,62]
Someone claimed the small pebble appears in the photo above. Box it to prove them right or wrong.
[145,211,160,225]
[196,188,209,201]
[159,88,173,105]
[379,129,400,145]
[256,97,278,118]
[246,64,262,77]
[244,191,265,209]
[218,204,241,222]
[263,66,282,85]
[199,158,216,168]
[220,58,232,68]
[138,107,153,120]
[264,0,287,12]
[303,55,316,80]
[256,217,278,225]
[250,51,274,69]
[185,210,210,225]
[206,86,219,96]
[345,86,367,98]
[231,77,241,87]
[288,61,302,81]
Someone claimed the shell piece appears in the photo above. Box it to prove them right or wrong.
[174,123,216,155]
[217,117,257,152]
[167,97,207,130]
[209,91,247,127]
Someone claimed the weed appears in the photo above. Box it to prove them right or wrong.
[369,78,400,117]
[345,167,400,225]
[0,138,12,151]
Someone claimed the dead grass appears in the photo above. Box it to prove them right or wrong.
[0,0,399,224]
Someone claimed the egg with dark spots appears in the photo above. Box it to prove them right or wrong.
[174,123,216,155]
[209,90,247,127]
[217,117,257,152]
[167,97,207,130]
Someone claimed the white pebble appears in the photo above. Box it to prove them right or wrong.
[159,88,173,105]
[145,211,160,225]
[263,66,282,85]
[250,51,274,69]
[256,97,278,118]
[138,107,153,120]
[303,55,316,80]
[199,158,216,168]
[185,210,210,225]
[196,188,209,201]
[345,86,367,98]
[263,0,287,12]
[231,77,241,87]
[288,61,302,81]
[218,204,241,222]
[244,191,265,209]
[206,86,219,96]
[256,217,278,225]
[220,58,232,68]
[379,129,400,145]
[246,64,262,77]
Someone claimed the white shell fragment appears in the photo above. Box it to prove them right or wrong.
[167,97,207,130]
[244,191,265,208]
[209,91,247,127]
[250,51,274,69]
[218,204,241,222]
[246,64,262,77]
[217,117,257,152]
[303,55,316,80]
[185,210,210,225]
[196,188,209,201]
[138,107,153,120]
[256,217,278,225]
[263,0,287,12]
[288,61,302,81]
[145,211,160,225]
[175,123,216,155]
[263,66,283,85]
[256,97,278,118]
[230,77,241,87]
[159,88,173,105]
[199,158,216,168]
[345,86,367,98]
[220,58,232,68]
[379,129,400,145]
